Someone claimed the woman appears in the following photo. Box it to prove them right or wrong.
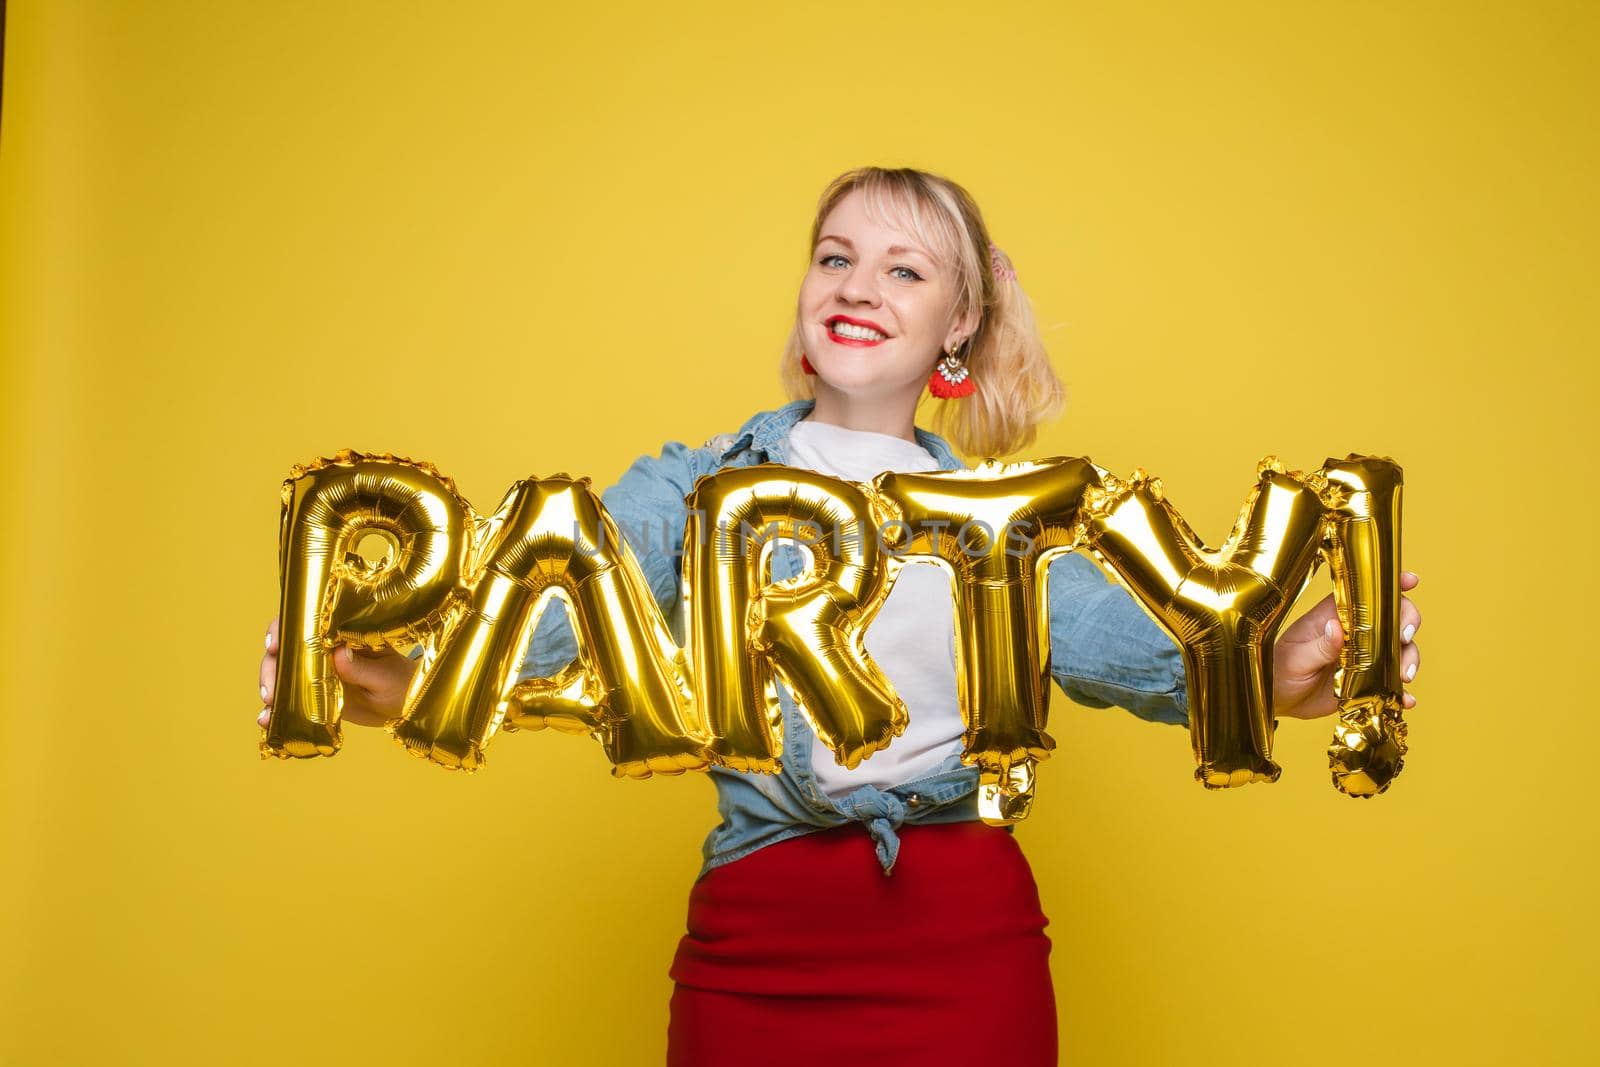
[256,167,1423,1064]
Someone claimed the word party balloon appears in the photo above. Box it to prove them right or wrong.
[261,448,1412,816]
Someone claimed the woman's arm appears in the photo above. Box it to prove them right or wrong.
[1045,551,1189,727]
[1044,554,1424,727]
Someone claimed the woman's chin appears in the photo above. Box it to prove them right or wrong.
[814,374,916,399]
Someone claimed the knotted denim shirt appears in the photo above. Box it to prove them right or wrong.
[516,399,1189,878]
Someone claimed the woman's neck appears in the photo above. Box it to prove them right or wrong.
[805,387,920,444]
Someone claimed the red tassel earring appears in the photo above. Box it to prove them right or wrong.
[800,352,817,376]
[928,342,975,398]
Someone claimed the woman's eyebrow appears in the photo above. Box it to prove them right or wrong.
[816,234,933,260]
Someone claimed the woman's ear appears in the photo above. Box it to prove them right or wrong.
[946,305,982,352]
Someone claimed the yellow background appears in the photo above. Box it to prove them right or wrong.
[2,2,1594,1063]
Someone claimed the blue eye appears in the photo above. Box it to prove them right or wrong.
[820,254,849,268]
[891,266,923,281]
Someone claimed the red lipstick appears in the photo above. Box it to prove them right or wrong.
[824,315,889,347]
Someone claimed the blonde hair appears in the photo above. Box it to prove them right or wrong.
[779,167,1066,459]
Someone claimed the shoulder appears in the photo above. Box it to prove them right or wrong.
[700,399,813,465]
[912,426,965,472]
[610,438,718,496]
[702,432,738,454]
[608,400,807,499]
[607,416,754,494]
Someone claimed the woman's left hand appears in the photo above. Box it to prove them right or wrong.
[1271,571,1421,720]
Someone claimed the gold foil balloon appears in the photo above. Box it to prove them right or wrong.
[1318,456,1408,796]
[391,476,710,777]
[1081,459,1329,789]
[264,449,1412,807]
[977,759,1037,825]
[874,458,1102,823]
[261,450,473,759]
[683,465,904,773]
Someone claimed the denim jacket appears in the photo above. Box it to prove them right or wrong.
[516,398,1188,878]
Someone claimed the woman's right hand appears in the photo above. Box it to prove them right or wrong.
[257,617,419,729]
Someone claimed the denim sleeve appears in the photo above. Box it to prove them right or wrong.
[1046,551,1190,728]
[518,440,701,679]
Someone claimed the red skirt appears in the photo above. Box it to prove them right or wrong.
[667,820,1056,1066]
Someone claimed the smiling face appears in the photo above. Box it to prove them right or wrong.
[796,188,977,406]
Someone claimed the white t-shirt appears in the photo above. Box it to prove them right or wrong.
[782,417,965,798]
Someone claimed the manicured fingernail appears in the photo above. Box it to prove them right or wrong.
[1402,624,1415,643]
[260,684,268,701]
[1405,662,1417,681]
[1323,619,1336,638]
[265,631,273,649]
[257,708,270,726]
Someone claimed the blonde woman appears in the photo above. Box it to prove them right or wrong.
[257,167,1423,1064]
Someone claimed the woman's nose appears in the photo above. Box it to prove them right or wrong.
[836,267,881,306]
